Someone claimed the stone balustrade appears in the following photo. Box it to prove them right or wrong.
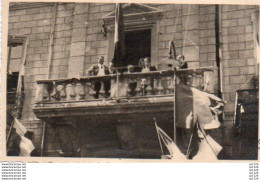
[35,67,215,103]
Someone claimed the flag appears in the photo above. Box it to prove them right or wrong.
[7,119,36,156]
[19,135,35,156]
[168,40,176,59]
[13,118,27,136]
[112,3,126,67]
[155,122,186,160]
[176,84,224,129]
[186,121,222,160]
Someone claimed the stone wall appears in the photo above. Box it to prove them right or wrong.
[7,3,259,155]
[8,3,75,152]
[83,3,115,74]
[221,5,257,119]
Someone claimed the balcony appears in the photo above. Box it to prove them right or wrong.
[33,67,215,157]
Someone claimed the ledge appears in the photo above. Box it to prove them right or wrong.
[9,2,55,11]
[33,95,174,122]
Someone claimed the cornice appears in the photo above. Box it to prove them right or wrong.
[9,2,55,11]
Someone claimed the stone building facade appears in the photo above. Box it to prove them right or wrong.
[7,2,259,156]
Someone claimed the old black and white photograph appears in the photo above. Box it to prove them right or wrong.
[3,1,260,161]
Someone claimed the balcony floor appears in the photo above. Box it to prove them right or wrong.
[33,95,175,122]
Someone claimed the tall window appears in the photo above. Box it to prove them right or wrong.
[7,45,23,105]
[103,4,162,67]
[7,35,27,118]
[124,29,151,67]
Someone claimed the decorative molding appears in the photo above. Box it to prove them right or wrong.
[103,3,162,64]
[9,2,55,11]
[33,96,174,121]
[102,3,163,24]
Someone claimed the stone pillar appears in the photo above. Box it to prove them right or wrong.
[68,3,89,78]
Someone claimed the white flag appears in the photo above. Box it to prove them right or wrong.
[13,118,27,136]
[155,124,186,160]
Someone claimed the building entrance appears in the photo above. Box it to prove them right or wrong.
[123,29,151,68]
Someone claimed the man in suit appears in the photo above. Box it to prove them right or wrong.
[141,57,157,95]
[86,56,110,98]
[87,56,110,76]
[141,57,157,72]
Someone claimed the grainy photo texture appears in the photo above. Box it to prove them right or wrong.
[5,2,260,161]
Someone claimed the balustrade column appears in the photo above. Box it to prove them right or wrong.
[70,81,76,100]
[51,83,58,101]
[60,83,67,101]
[126,78,133,97]
[78,81,86,100]
[153,78,158,95]
[99,81,106,98]
[146,78,153,95]
[167,77,174,94]
[156,78,164,95]
[87,82,96,98]
[135,78,142,96]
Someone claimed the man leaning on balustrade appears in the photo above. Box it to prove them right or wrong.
[140,57,157,95]
[86,56,110,98]
[141,57,157,72]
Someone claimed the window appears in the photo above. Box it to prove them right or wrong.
[123,29,151,67]
[7,35,28,114]
[7,45,23,104]
[103,3,163,67]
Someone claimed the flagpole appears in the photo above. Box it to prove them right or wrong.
[116,70,119,101]
[186,130,194,157]
[6,117,15,144]
[40,122,46,156]
[154,118,164,155]
[173,68,177,143]
[185,120,199,158]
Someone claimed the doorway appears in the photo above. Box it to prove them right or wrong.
[123,29,151,67]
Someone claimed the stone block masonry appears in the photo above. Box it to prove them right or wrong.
[68,3,89,77]
[221,5,257,117]
[7,3,259,155]
[8,3,75,155]
[83,3,112,72]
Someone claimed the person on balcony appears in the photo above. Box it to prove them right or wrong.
[87,56,110,76]
[141,57,157,72]
[177,55,188,69]
[86,56,110,98]
[140,57,157,95]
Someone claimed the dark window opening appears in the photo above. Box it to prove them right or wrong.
[123,29,151,68]
[7,44,23,105]
[7,72,19,92]
[7,72,19,105]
